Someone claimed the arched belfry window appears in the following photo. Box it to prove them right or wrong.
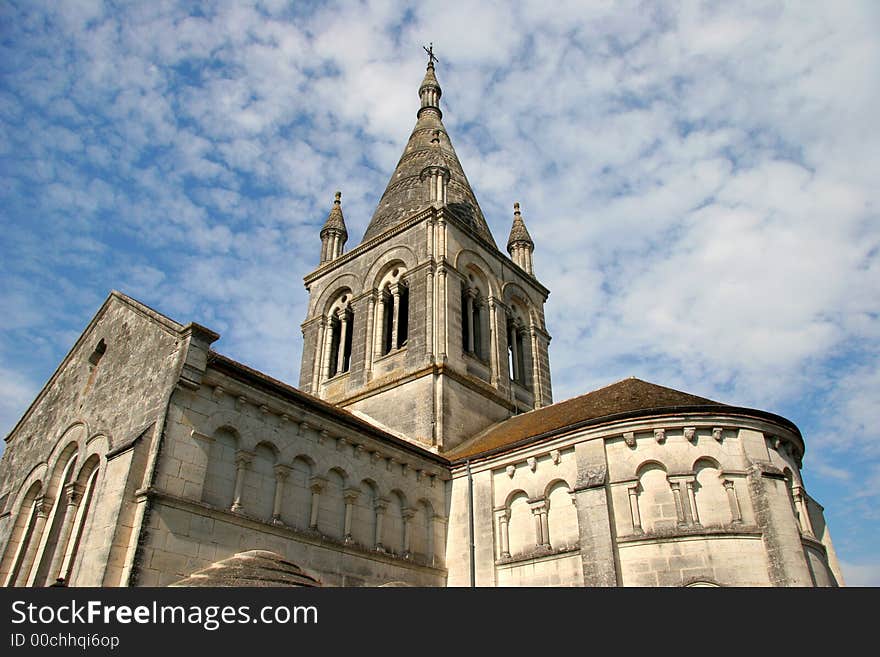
[461,282,486,360]
[507,307,528,387]
[324,294,354,378]
[375,267,409,357]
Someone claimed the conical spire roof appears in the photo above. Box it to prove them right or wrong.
[321,191,347,238]
[360,61,497,246]
[507,202,533,251]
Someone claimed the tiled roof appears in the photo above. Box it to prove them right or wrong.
[443,377,727,461]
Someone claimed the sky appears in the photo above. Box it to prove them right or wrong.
[0,0,877,584]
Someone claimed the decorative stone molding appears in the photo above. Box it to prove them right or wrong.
[683,427,696,444]
[337,437,348,451]
[712,427,723,442]
[550,450,561,465]
[506,465,515,479]
[371,451,384,464]
[654,428,666,444]
[309,476,327,494]
[575,464,607,490]
[236,395,248,410]
[317,430,330,446]
[279,413,290,423]
[190,430,213,443]
[212,385,225,399]
[527,457,537,472]
[622,431,636,448]
[354,445,366,460]
[259,404,270,415]
[298,421,311,436]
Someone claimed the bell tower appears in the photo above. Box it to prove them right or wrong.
[299,55,552,452]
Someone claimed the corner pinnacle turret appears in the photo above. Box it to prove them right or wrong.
[507,202,535,275]
[319,191,348,264]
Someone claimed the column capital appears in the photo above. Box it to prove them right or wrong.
[34,495,53,517]
[63,481,83,505]
[401,508,416,521]
[527,498,548,514]
[343,487,361,503]
[273,464,292,480]
[234,450,254,467]
[309,475,327,493]
[374,497,390,512]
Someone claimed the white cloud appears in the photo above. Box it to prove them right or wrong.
[0,0,878,569]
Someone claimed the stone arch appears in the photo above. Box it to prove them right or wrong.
[29,446,80,586]
[410,498,435,562]
[364,246,418,290]
[693,457,728,527]
[60,454,102,586]
[313,272,361,316]
[455,249,500,299]
[384,489,408,554]
[283,455,315,528]
[636,461,677,533]
[371,260,412,356]
[544,479,578,548]
[353,478,378,548]
[44,422,88,476]
[202,426,241,509]
[0,479,44,586]
[506,490,532,557]
[319,467,348,539]
[243,442,279,521]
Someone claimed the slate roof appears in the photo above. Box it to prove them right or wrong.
[443,377,729,461]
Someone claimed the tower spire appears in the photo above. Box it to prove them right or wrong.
[360,52,496,245]
[507,202,535,275]
[319,191,348,264]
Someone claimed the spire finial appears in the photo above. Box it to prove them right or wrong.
[423,42,439,67]
[514,201,521,214]
[334,190,342,204]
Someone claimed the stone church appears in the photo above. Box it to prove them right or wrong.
[0,58,843,587]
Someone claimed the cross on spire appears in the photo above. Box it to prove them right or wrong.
[423,42,439,65]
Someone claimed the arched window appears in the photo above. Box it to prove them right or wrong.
[56,458,100,586]
[326,296,353,378]
[375,267,409,357]
[507,318,526,385]
[461,284,486,360]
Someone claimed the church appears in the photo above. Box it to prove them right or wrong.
[0,57,843,587]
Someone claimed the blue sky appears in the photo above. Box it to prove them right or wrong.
[1,1,878,584]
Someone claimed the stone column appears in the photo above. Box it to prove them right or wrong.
[311,317,326,392]
[437,266,447,360]
[425,268,434,362]
[528,499,549,548]
[272,465,291,525]
[464,288,475,353]
[573,443,618,586]
[723,479,743,524]
[509,324,519,383]
[488,297,499,384]
[321,316,335,379]
[46,483,82,584]
[496,508,510,559]
[792,486,815,538]
[343,488,360,543]
[374,498,389,552]
[390,283,401,350]
[669,478,688,528]
[685,478,701,527]
[335,308,348,374]
[365,293,376,375]
[374,290,387,356]
[628,484,642,534]
[308,476,326,530]
[540,505,551,549]
[529,323,542,405]
[230,450,253,513]
[16,496,51,586]
[402,508,415,556]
